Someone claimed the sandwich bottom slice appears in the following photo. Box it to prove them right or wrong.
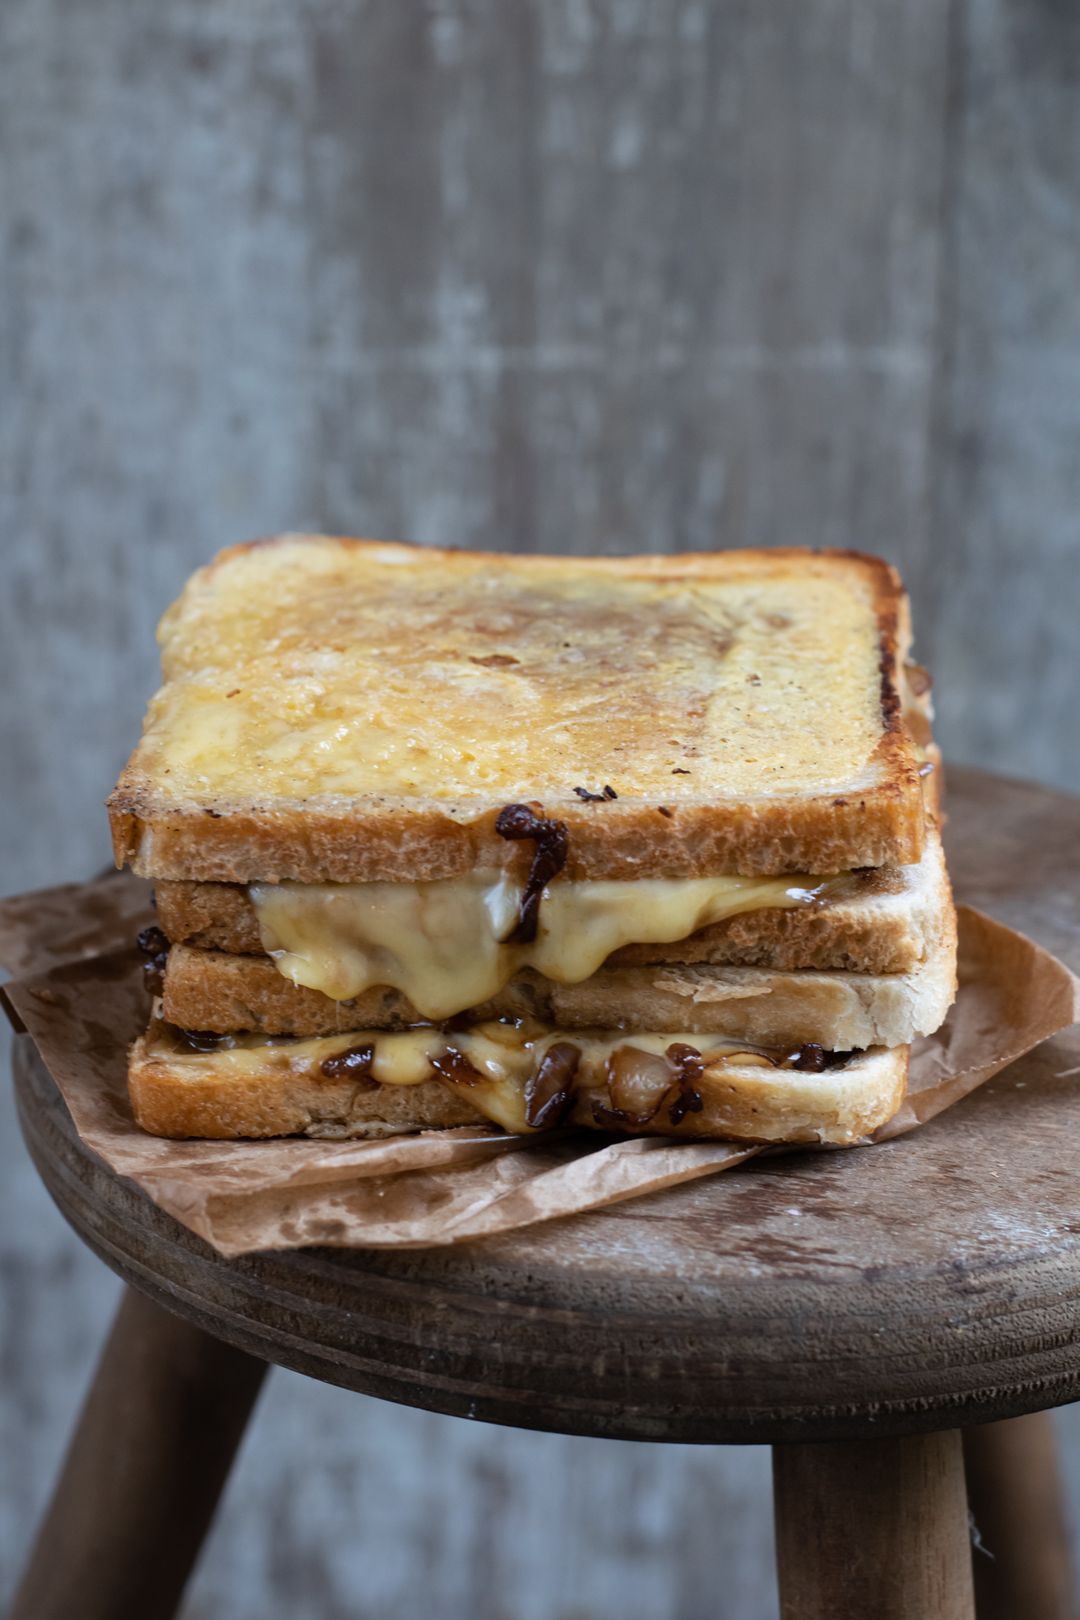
[130,1013,910,1148]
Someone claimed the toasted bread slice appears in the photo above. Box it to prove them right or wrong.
[161,887,956,1051]
[153,824,949,977]
[130,1016,909,1145]
[109,537,932,882]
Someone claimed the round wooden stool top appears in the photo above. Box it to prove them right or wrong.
[12,768,1080,1445]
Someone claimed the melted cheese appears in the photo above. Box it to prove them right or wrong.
[249,872,841,1020]
[152,1020,790,1135]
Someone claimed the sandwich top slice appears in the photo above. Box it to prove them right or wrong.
[112,537,954,1150]
[108,535,934,882]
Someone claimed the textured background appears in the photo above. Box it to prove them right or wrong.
[2,2,1079,1616]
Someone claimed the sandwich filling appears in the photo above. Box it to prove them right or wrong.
[250,870,850,1020]
[148,1016,857,1136]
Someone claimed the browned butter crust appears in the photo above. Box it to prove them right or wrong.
[109,537,931,882]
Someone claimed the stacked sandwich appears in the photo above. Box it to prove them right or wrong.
[109,536,956,1145]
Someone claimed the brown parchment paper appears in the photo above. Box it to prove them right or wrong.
[1,875,1078,1255]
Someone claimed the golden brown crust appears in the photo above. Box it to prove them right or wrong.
[111,789,926,883]
[109,537,931,881]
[128,1021,908,1145]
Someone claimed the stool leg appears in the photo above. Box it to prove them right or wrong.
[964,1414,1079,1620]
[772,1429,975,1620]
[8,1284,268,1620]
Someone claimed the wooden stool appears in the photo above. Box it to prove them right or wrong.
[7,769,1080,1620]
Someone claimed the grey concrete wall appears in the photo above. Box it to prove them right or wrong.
[2,2,1079,1616]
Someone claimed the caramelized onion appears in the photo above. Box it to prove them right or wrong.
[137,924,170,997]
[665,1042,705,1126]
[609,1046,675,1117]
[137,924,168,956]
[495,803,570,943]
[173,1028,227,1053]
[320,1042,376,1085]
[429,1046,483,1087]
[524,1042,580,1130]
[592,1045,677,1129]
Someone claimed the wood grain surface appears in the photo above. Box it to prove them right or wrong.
[774,1431,975,1620]
[11,769,1080,1450]
[3,3,1080,1614]
[964,1415,1080,1620]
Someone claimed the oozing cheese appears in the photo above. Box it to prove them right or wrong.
[249,872,841,1020]
[151,1020,791,1135]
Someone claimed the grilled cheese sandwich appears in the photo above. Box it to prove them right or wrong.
[112,537,957,1148]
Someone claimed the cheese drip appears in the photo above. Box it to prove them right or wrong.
[248,872,841,1020]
